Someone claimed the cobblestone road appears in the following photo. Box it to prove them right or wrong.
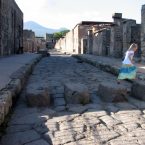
[1,52,145,145]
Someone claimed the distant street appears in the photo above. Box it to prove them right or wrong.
[1,51,145,145]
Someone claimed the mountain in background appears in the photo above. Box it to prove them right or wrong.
[24,21,69,37]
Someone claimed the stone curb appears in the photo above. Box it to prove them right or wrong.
[72,54,145,83]
[72,55,119,76]
[0,54,43,125]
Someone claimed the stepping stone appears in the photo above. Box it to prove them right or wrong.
[131,80,145,101]
[98,82,128,102]
[64,82,90,104]
[25,87,50,107]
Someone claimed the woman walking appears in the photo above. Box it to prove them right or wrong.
[117,43,138,83]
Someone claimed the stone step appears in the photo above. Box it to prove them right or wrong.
[98,82,128,102]
[64,82,90,104]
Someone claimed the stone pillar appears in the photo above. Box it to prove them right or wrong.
[110,13,123,58]
[81,38,87,54]
[87,29,93,54]
[141,4,145,62]
[131,24,141,59]
[123,20,136,54]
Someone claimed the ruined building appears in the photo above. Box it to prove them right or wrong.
[55,21,113,54]
[0,0,23,56]
[55,12,141,59]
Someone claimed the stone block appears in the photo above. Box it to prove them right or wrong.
[131,80,145,101]
[26,88,50,107]
[64,82,90,104]
[98,82,128,102]
[25,139,50,145]
[1,130,40,145]
[37,48,50,57]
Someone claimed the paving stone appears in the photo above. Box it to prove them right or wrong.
[75,133,86,140]
[104,103,119,113]
[131,80,145,101]
[25,139,50,145]
[37,108,56,117]
[52,93,64,98]
[64,82,90,104]
[115,102,137,110]
[65,138,100,145]
[68,105,89,114]
[100,115,121,127]
[55,86,64,93]
[113,124,127,135]
[86,129,120,143]
[52,114,79,123]
[44,120,58,131]
[127,128,145,137]
[123,123,139,132]
[12,108,38,118]
[85,103,103,110]
[83,109,107,118]
[1,130,40,145]
[115,110,141,115]
[59,121,85,131]
[43,131,54,144]
[6,125,32,133]
[98,82,128,102]
[109,136,139,145]
[33,123,49,134]
[112,113,145,124]
[51,134,75,145]
[73,115,100,127]
[9,113,48,125]
[54,106,66,111]
[127,96,145,109]
[54,98,65,106]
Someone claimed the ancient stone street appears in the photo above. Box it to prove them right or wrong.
[1,51,145,145]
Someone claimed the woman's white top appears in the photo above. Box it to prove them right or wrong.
[122,50,134,65]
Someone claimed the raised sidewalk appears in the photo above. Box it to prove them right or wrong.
[73,54,145,81]
[0,53,42,125]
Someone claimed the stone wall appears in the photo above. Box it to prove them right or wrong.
[23,30,36,52]
[141,4,145,61]
[122,20,136,54]
[93,29,111,56]
[55,24,92,54]
[131,24,141,58]
[0,0,23,56]
[65,30,74,53]
[110,13,123,58]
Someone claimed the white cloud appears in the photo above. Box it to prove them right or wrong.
[15,0,143,29]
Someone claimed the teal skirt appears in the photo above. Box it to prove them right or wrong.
[118,64,137,80]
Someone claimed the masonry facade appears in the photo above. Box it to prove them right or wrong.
[55,12,141,60]
[23,30,35,52]
[0,0,23,56]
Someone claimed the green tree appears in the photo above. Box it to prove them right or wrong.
[53,30,70,40]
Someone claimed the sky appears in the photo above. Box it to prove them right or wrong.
[15,0,145,29]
